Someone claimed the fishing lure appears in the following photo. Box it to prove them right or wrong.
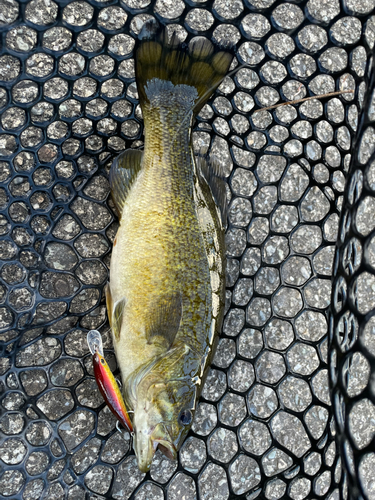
[87,330,133,433]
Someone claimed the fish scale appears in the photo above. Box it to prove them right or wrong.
[106,23,232,472]
[112,142,212,364]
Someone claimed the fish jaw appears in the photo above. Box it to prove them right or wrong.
[132,427,157,473]
[133,415,177,472]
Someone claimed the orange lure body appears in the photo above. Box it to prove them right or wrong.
[92,350,133,433]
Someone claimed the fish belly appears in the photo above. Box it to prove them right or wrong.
[109,162,212,384]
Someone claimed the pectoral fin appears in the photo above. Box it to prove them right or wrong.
[112,298,126,340]
[110,149,143,216]
[147,293,182,349]
[106,284,126,341]
[105,283,113,323]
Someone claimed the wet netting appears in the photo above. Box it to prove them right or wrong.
[0,0,374,499]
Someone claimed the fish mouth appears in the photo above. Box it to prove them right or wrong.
[134,433,155,473]
[134,423,177,472]
[156,439,177,461]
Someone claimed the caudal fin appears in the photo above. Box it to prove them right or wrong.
[135,22,234,117]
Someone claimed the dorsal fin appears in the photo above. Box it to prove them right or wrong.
[196,153,227,225]
[147,292,182,349]
[109,149,143,216]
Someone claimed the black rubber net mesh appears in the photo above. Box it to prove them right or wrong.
[330,28,375,500]
[0,0,374,499]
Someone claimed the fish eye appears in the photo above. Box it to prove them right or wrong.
[178,409,193,426]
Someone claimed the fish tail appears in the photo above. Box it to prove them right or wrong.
[135,21,234,117]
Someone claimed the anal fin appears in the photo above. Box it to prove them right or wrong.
[147,293,182,349]
[110,149,143,216]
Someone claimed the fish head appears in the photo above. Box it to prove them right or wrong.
[132,377,197,472]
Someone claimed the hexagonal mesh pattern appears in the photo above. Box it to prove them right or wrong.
[0,0,374,499]
[330,30,375,500]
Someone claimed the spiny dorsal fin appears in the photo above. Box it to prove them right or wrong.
[112,297,126,341]
[196,153,227,225]
[109,149,143,216]
[147,292,182,349]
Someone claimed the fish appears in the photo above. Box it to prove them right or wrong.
[105,22,233,472]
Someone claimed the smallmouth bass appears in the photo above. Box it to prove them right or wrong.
[106,23,233,472]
